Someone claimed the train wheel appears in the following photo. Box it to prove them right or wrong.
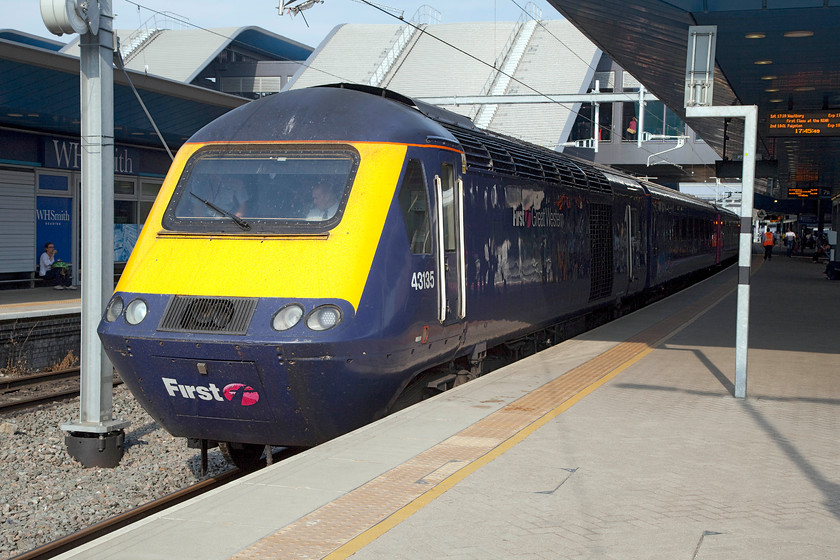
[219,441,264,470]
[453,369,473,387]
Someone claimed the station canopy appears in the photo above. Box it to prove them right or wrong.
[0,30,248,149]
[549,0,840,202]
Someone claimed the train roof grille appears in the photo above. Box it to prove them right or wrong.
[440,123,611,192]
[159,296,258,335]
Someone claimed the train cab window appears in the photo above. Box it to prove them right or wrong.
[398,159,432,254]
[440,163,456,252]
[162,145,359,234]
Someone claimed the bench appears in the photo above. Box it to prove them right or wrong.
[0,270,43,289]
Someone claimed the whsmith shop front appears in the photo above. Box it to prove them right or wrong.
[0,128,172,287]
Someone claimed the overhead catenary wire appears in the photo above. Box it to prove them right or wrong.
[506,0,712,166]
[121,0,656,148]
[355,0,690,169]
[114,45,174,160]
[121,0,354,84]
[118,0,698,171]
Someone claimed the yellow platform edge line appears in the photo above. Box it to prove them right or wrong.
[323,346,655,560]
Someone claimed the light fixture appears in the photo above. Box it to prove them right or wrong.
[745,32,766,39]
[761,75,778,80]
[754,59,773,65]
[104,296,124,323]
[124,298,148,325]
[272,304,304,331]
[769,98,784,103]
[765,88,780,92]
[784,30,814,38]
[794,86,815,92]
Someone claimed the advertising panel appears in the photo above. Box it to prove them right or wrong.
[36,196,73,266]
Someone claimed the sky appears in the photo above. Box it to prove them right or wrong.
[5,0,561,48]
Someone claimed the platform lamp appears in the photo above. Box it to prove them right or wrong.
[41,0,129,468]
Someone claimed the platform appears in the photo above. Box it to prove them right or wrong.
[52,254,840,559]
[0,286,80,321]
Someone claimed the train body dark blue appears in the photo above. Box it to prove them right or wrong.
[98,84,738,466]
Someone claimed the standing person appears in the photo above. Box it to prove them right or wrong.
[784,229,797,257]
[39,242,75,290]
[762,227,775,261]
[626,116,638,139]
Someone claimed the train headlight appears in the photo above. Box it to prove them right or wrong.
[272,303,304,331]
[124,298,148,325]
[104,296,124,323]
[306,305,342,331]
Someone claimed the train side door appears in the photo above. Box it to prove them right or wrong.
[433,160,466,326]
[626,204,643,286]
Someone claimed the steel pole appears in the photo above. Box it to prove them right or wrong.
[686,105,757,399]
[60,0,129,467]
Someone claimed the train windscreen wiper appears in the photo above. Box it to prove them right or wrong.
[189,192,251,231]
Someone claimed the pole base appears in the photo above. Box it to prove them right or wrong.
[65,430,125,468]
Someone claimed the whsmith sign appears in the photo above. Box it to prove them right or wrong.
[43,137,140,174]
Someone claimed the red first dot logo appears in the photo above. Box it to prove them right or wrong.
[223,383,260,406]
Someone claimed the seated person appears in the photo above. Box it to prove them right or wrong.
[39,242,76,290]
[306,182,339,220]
[813,237,831,262]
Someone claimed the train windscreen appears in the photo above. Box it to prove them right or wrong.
[162,145,360,234]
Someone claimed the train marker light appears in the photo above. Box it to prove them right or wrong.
[273,304,304,331]
[105,296,124,322]
[306,305,342,331]
[125,299,148,325]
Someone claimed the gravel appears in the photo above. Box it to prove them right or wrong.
[0,386,233,559]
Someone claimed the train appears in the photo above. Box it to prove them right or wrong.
[98,84,739,468]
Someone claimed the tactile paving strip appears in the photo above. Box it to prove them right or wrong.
[230,280,735,560]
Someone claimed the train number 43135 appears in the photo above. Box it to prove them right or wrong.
[411,270,435,290]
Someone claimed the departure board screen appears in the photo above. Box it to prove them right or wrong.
[768,111,840,136]
[787,187,819,198]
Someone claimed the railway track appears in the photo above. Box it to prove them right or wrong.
[10,446,302,560]
[0,367,122,413]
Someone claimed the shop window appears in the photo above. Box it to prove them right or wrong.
[570,103,612,143]
[114,179,135,196]
[38,174,69,192]
[139,201,154,225]
[141,181,161,198]
[115,200,137,224]
[622,102,639,141]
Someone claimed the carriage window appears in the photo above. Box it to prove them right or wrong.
[440,163,456,252]
[398,159,431,254]
[162,145,359,234]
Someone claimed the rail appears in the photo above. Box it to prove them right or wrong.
[0,367,122,414]
[12,446,304,560]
